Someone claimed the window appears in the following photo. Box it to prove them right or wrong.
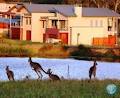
[100,20,103,27]
[108,18,113,31]
[108,26,112,31]
[90,20,93,27]
[90,20,103,27]
[41,20,46,28]
[59,20,65,30]
[95,20,98,27]
[114,19,117,31]
[108,18,113,26]
[29,18,31,25]
[18,20,20,26]
[26,18,28,25]
[52,20,57,28]
[26,17,31,25]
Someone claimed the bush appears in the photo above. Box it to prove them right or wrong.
[70,45,92,57]
[104,49,116,58]
[62,45,69,51]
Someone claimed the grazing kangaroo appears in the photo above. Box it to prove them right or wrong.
[28,57,47,79]
[6,66,14,81]
[89,60,98,80]
[46,69,60,81]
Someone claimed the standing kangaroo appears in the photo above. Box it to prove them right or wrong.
[28,57,47,79]
[89,60,98,80]
[6,66,14,81]
[46,69,60,81]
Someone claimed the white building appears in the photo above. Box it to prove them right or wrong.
[1,3,120,46]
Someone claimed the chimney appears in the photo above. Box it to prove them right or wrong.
[74,4,82,16]
[29,0,32,5]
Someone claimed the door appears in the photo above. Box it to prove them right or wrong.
[26,30,31,41]
[11,28,20,39]
[59,33,68,44]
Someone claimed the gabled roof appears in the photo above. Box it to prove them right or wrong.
[53,6,75,16]
[8,4,120,17]
[82,8,120,17]
[24,4,75,17]
[7,4,30,13]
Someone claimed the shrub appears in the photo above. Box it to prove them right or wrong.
[104,49,116,58]
[70,44,92,57]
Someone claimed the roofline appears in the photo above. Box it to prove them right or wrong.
[31,11,76,17]
[7,4,31,14]
[82,16,120,17]
[7,4,120,17]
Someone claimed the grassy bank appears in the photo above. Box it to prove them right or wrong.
[70,45,120,62]
[0,38,120,62]
[0,80,120,98]
[0,38,69,58]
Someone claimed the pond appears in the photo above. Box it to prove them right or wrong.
[0,57,120,81]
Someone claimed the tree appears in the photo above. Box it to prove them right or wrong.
[90,0,109,8]
[110,0,120,12]
[91,0,120,12]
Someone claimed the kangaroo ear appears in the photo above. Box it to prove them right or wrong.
[50,71,52,74]
[28,57,31,61]
[96,62,98,65]
[47,69,52,74]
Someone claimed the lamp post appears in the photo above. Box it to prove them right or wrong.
[9,13,12,39]
[70,27,72,45]
[77,33,80,45]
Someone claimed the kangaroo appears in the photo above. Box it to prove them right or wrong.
[89,60,98,80]
[28,57,47,80]
[46,69,60,81]
[6,66,14,81]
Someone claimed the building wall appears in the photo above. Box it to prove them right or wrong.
[9,6,32,41]
[67,7,117,45]
[22,15,31,40]
[0,3,15,12]
[31,13,55,42]
[7,5,119,46]
[68,17,109,45]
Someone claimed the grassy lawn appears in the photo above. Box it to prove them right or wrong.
[0,80,120,98]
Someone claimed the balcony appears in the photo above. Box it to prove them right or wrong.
[44,28,59,42]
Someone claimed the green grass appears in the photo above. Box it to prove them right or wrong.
[0,80,120,98]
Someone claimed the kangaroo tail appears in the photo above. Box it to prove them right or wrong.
[89,70,92,80]
[13,77,15,81]
[89,73,92,79]
[41,67,47,74]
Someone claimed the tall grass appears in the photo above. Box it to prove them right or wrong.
[0,45,32,57]
[0,39,69,57]
[0,80,120,98]
[0,39,43,57]
[38,44,69,58]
